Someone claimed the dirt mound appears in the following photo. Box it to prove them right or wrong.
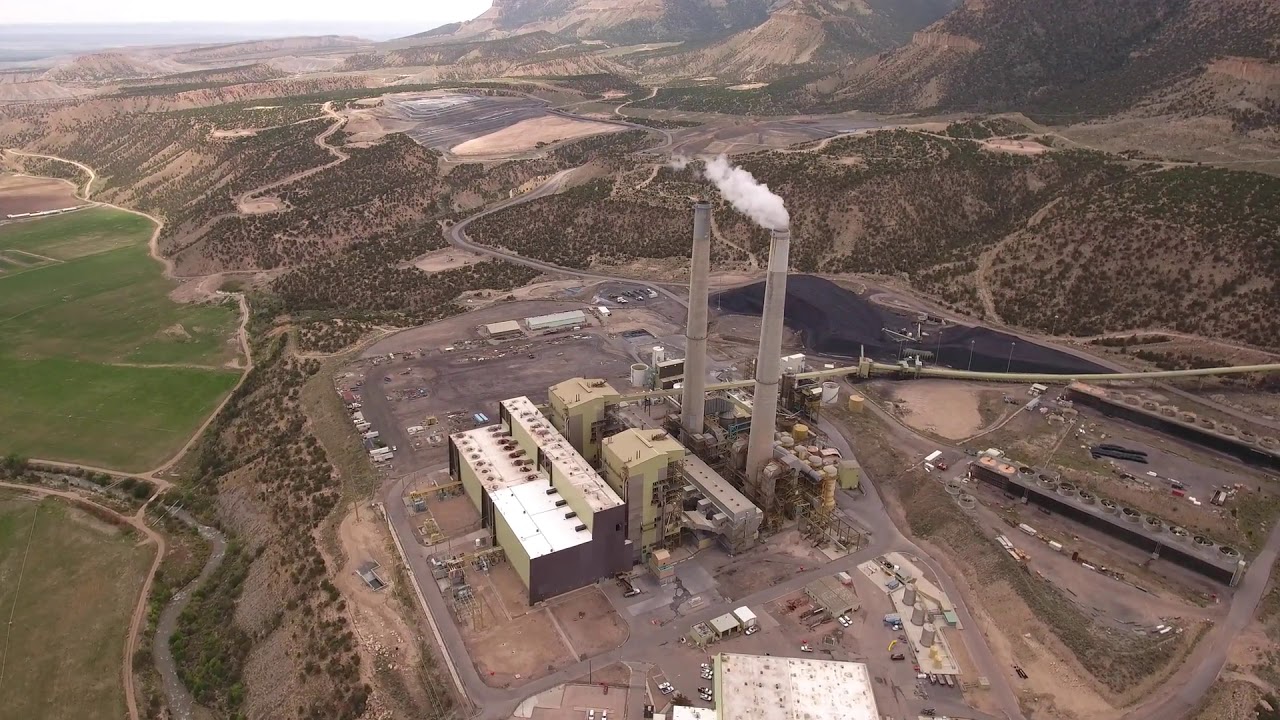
[161,323,193,341]
[451,116,623,156]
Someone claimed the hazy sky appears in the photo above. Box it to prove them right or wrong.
[7,0,493,28]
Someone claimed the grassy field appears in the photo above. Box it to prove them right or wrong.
[0,206,241,470]
[0,492,154,720]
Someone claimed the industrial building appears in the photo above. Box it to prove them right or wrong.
[525,310,586,332]
[483,320,523,340]
[709,653,880,720]
[601,428,762,559]
[547,377,620,467]
[1066,382,1280,470]
[968,455,1245,585]
[448,396,629,603]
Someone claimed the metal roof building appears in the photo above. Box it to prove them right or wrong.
[484,320,522,338]
[525,310,586,331]
[447,396,628,604]
[713,653,879,720]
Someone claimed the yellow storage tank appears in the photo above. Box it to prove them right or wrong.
[793,423,809,442]
[847,394,865,413]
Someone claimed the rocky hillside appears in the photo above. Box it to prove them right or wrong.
[44,51,195,82]
[170,35,368,63]
[467,125,1280,349]
[638,0,959,81]
[435,0,773,44]
[823,0,1280,122]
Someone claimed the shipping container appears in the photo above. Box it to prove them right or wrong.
[1048,541,1063,552]
[925,450,943,463]
[1018,523,1037,537]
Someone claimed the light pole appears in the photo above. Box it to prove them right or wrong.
[967,340,975,371]
[1050,313,1059,336]
[1006,341,1016,374]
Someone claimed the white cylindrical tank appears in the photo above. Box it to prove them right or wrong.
[652,346,666,365]
[903,586,918,607]
[921,622,937,647]
[821,381,839,404]
[631,363,649,387]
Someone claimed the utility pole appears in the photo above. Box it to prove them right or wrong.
[967,340,975,371]
[1006,341,1016,374]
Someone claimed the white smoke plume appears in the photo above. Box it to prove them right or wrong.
[669,155,692,170]
[701,154,789,231]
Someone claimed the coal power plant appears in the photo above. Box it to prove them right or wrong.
[713,275,1108,375]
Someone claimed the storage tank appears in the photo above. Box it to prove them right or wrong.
[780,435,795,449]
[821,468,836,510]
[630,363,649,387]
[651,346,666,366]
[921,622,937,648]
[911,603,926,626]
[847,394,865,413]
[903,586,917,607]
[957,493,976,509]
[793,423,809,442]
[821,382,839,404]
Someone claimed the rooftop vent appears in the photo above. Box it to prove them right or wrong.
[575,524,587,532]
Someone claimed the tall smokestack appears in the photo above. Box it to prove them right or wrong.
[680,202,712,438]
[745,227,791,483]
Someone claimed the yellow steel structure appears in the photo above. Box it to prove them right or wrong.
[548,377,620,466]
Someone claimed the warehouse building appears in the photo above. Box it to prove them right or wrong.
[448,396,629,603]
[483,320,523,340]
[710,653,880,720]
[525,310,586,332]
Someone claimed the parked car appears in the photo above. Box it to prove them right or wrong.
[623,588,641,598]
[800,643,813,653]
[890,653,905,661]
[744,625,758,635]
[837,615,852,627]
[658,682,674,695]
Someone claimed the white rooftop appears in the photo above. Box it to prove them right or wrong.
[490,481,591,558]
[716,653,879,720]
[452,424,540,495]
[502,396,623,512]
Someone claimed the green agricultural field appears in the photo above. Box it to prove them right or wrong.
[0,206,241,470]
[0,493,154,720]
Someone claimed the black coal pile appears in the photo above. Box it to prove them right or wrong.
[712,275,1108,375]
